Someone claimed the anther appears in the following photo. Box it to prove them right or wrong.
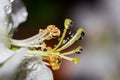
[72,57,80,64]
[64,18,73,29]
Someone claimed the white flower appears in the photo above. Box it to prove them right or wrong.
[16,56,53,80]
[0,0,53,80]
[0,0,28,63]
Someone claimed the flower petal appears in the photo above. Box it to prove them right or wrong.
[0,47,27,80]
[11,0,28,28]
[16,56,53,80]
[0,41,14,64]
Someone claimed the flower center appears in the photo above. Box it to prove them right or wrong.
[10,18,85,70]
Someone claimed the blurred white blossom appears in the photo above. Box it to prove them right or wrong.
[66,0,120,80]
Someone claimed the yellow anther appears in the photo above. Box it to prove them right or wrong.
[49,54,58,62]
[50,63,60,70]
[46,35,53,40]
[72,57,80,64]
[47,54,61,70]
[47,25,60,37]
[46,47,52,51]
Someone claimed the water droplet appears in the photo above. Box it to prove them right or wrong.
[66,37,70,40]
[4,4,12,14]
[75,49,83,54]
[56,58,62,64]
[54,45,57,47]
[9,0,14,3]
[68,21,73,28]
[31,42,35,45]
[62,39,67,44]
[79,36,82,40]
[70,34,74,38]
[58,38,61,41]
[8,22,13,32]
[68,31,72,35]
[81,31,85,37]
[79,31,85,40]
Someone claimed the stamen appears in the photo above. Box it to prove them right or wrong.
[64,18,73,29]
[56,28,85,52]
[10,33,46,47]
[57,54,72,61]
[52,19,72,51]
[10,18,85,70]
[27,50,46,55]
[52,28,67,51]
[58,54,80,64]
[72,57,80,64]
[61,46,83,56]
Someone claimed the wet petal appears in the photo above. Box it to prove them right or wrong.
[16,56,53,80]
[0,47,27,80]
[0,0,28,34]
[0,0,12,35]
[12,0,28,28]
[0,41,14,64]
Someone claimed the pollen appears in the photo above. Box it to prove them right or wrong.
[47,54,61,70]
[72,57,80,64]
[47,25,60,37]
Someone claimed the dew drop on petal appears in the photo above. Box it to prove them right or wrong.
[9,0,14,3]
[8,22,13,33]
[4,4,12,14]
[16,56,53,80]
